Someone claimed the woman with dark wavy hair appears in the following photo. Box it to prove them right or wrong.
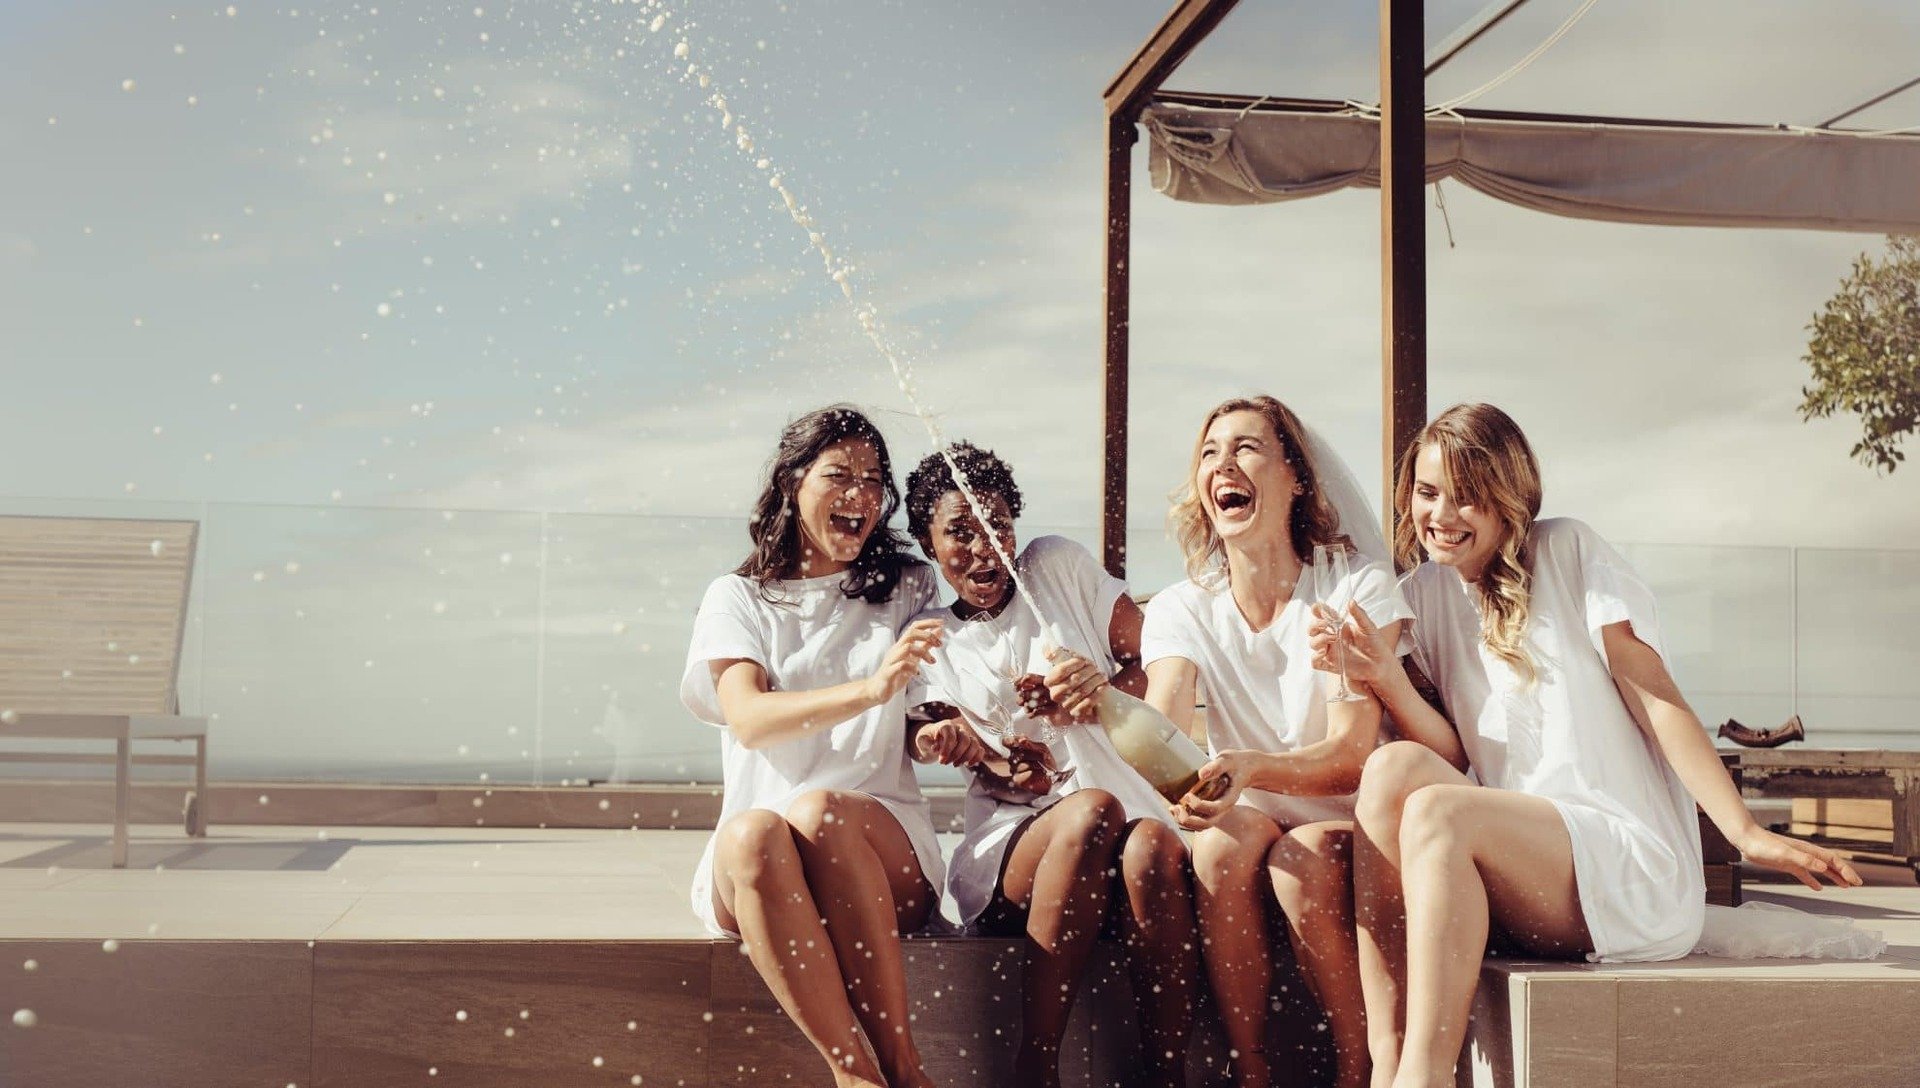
[680,405,946,1088]
[1327,402,1860,1088]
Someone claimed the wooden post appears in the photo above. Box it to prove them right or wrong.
[1101,0,1244,579]
[1102,113,1136,578]
[1380,0,1427,555]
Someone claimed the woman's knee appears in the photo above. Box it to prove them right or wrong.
[1356,741,1443,824]
[1397,784,1470,859]
[1052,788,1127,851]
[784,788,867,840]
[1191,815,1279,889]
[714,809,798,884]
[1268,824,1352,916]
[1122,818,1190,885]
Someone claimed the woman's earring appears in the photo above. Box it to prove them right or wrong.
[1292,484,1305,497]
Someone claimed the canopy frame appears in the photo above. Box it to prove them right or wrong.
[1102,0,1427,573]
[1100,0,1919,576]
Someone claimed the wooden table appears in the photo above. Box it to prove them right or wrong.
[1725,749,1920,877]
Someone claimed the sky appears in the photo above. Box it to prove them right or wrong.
[3,0,1919,551]
[3,0,1918,781]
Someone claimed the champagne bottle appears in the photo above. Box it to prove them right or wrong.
[1037,630,1229,805]
[1091,685,1231,805]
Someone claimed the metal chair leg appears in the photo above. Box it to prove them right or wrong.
[187,735,209,837]
[113,734,131,868]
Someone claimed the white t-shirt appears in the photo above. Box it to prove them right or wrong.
[679,563,945,938]
[908,535,1176,927]
[1140,557,1414,828]
[1399,517,1704,963]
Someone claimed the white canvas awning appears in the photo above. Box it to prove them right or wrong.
[1144,103,1920,234]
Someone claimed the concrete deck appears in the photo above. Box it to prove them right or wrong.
[0,823,714,941]
[2,824,1916,1087]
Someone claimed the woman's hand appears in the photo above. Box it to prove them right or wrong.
[914,716,993,767]
[1000,735,1061,796]
[972,735,1063,800]
[1735,826,1864,890]
[1170,750,1255,830]
[1018,650,1108,725]
[1308,603,1393,690]
[863,619,944,707]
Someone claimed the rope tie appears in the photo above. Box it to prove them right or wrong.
[1433,180,1457,248]
[1429,0,1601,113]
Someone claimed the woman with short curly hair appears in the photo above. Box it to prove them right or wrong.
[903,441,1200,1088]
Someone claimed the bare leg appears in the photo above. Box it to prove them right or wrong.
[1115,818,1199,1088]
[986,789,1127,1088]
[1352,741,1467,1088]
[786,789,940,1088]
[1393,785,1588,1088]
[1192,805,1283,1088]
[712,810,885,1087]
[1268,821,1368,1088]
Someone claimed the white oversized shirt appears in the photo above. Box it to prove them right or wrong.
[1141,558,1414,828]
[1399,517,1704,962]
[907,535,1176,927]
[679,563,944,937]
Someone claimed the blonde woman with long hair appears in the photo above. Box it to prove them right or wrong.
[1142,396,1456,1088]
[1317,402,1860,1088]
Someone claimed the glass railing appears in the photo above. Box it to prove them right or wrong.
[4,496,1916,785]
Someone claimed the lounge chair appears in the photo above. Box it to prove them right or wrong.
[0,515,208,867]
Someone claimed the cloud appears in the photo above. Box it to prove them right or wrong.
[411,390,807,516]
[703,264,806,303]
[11,0,1916,558]
[272,41,643,233]
[0,233,35,273]
[398,122,1920,556]
[303,95,632,223]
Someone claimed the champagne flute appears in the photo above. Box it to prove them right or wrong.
[1007,638,1063,747]
[1312,544,1367,703]
[972,621,1074,792]
[960,611,1020,742]
[960,615,1061,746]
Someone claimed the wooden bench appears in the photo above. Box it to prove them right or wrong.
[0,515,208,866]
